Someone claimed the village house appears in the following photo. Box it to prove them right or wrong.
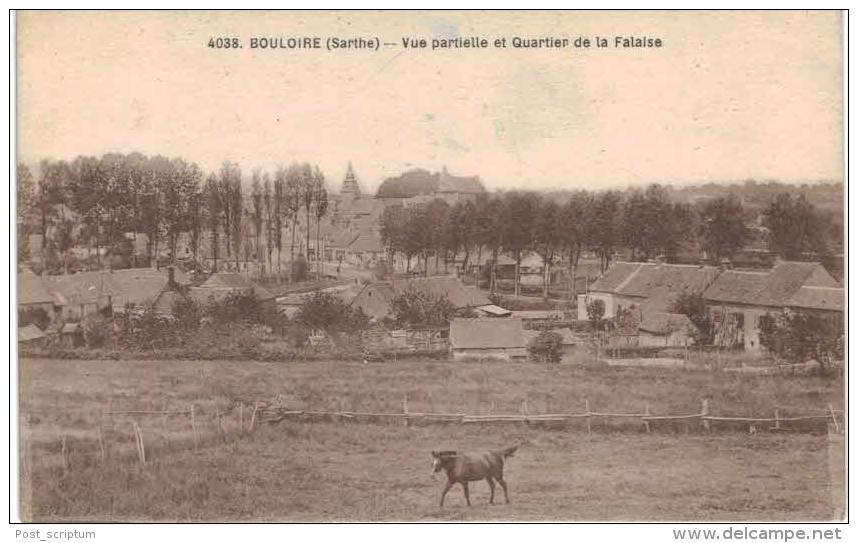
[18,323,49,346]
[702,260,843,350]
[18,269,59,324]
[190,272,276,312]
[34,267,191,321]
[349,275,492,322]
[577,262,722,321]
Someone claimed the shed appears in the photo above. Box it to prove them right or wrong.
[449,318,526,361]
[18,324,47,345]
[476,304,512,317]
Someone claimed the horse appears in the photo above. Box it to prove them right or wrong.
[431,446,517,507]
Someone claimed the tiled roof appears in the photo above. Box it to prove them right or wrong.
[44,267,189,309]
[377,168,485,198]
[437,172,484,194]
[199,272,274,300]
[350,276,492,320]
[18,270,56,305]
[18,324,46,342]
[703,261,840,308]
[787,286,844,312]
[590,262,721,301]
[450,318,525,350]
[392,276,491,308]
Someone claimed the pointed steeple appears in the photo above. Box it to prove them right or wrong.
[341,162,361,197]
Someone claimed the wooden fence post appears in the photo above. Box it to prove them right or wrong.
[161,402,168,440]
[403,395,409,427]
[829,404,840,432]
[190,404,198,452]
[701,399,710,433]
[132,422,146,465]
[60,436,68,471]
[216,410,227,443]
[249,404,259,432]
[774,409,780,431]
[97,424,106,463]
[585,398,591,435]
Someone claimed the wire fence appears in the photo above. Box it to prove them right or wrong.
[21,398,844,472]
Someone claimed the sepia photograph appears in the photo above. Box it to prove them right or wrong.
[12,9,846,523]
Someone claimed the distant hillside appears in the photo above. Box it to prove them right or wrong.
[543,181,843,215]
[669,181,843,214]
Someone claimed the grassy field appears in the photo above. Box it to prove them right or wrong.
[18,358,845,521]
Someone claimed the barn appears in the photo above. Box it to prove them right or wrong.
[449,318,527,361]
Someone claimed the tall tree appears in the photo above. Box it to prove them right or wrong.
[533,198,562,300]
[162,158,201,265]
[559,191,590,300]
[587,191,623,272]
[303,166,323,264]
[218,162,241,268]
[273,168,287,277]
[187,188,203,267]
[425,199,450,275]
[250,171,264,276]
[763,193,828,260]
[263,174,274,276]
[500,191,539,298]
[622,184,675,261]
[16,162,36,236]
[205,174,222,272]
[472,194,503,292]
[37,160,71,270]
[697,194,749,261]
[284,164,305,276]
[229,175,243,271]
[313,177,328,275]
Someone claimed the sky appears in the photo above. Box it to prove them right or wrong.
[17,10,844,192]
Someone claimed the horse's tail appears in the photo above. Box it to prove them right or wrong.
[501,445,518,459]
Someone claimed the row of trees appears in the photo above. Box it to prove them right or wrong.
[17,154,330,277]
[380,184,841,299]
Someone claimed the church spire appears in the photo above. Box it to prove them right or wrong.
[341,162,361,197]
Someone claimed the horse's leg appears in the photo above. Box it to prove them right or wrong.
[497,477,510,504]
[461,481,471,506]
[439,480,454,508]
[487,477,496,504]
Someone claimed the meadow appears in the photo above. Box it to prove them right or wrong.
[18,357,845,521]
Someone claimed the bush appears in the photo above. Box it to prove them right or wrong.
[81,313,111,348]
[528,330,563,363]
[296,291,370,334]
[392,286,456,327]
[172,296,202,331]
[207,292,264,325]
[671,293,713,344]
[586,298,606,330]
[760,312,844,372]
